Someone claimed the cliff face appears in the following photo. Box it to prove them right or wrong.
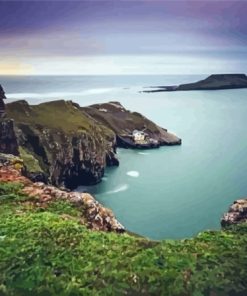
[0,84,6,117]
[0,119,19,156]
[6,100,118,189]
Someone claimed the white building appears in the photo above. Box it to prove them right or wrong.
[132,130,146,142]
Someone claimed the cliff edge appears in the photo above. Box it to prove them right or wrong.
[5,99,118,189]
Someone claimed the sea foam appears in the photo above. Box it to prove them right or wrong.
[126,171,140,177]
[105,184,129,195]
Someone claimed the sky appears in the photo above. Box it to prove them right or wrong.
[0,0,246,75]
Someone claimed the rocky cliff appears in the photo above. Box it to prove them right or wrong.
[3,97,181,188]
[0,84,6,117]
[0,119,19,156]
[221,198,247,227]
[5,100,118,189]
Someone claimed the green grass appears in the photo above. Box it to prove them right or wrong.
[19,147,43,173]
[6,100,114,137]
[0,182,247,296]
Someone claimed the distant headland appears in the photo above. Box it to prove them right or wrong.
[143,74,247,93]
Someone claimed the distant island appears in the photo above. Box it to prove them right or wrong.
[143,74,247,93]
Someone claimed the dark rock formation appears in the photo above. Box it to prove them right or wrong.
[83,101,181,147]
[221,199,247,227]
[0,119,19,156]
[144,74,247,93]
[0,84,6,117]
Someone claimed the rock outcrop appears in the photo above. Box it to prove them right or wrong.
[0,119,19,156]
[144,74,247,92]
[221,199,247,227]
[83,102,181,147]
[0,155,125,233]
[0,84,6,117]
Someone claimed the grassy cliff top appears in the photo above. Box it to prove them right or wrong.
[0,181,246,295]
[83,101,162,135]
[82,102,181,144]
[6,99,180,143]
[6,100,113,136]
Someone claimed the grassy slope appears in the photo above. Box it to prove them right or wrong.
[0,182,246,296]
[83,103,167,136]
[6,100,114,138]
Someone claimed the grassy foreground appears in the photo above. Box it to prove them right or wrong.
[0,182,247,296]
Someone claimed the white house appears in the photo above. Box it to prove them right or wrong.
[132,130,146,142]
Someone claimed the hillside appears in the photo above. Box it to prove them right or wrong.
[83,102,181,146]
[0,160,246,295]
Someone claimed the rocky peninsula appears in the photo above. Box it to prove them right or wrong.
[144,74,247,92]
[0,84,181,189]
[83,102,181,148]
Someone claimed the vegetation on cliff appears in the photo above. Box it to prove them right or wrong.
[0,181,246,296]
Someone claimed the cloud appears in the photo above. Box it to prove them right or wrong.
[0,32,104,57]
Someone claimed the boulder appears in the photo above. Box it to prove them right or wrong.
[221,199,247,227]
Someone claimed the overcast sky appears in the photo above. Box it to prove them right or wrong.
[0,0,246,75]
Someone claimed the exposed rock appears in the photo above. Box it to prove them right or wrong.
[0,157,125,233]
[0,119,19,156]
[144,74,247,93]
[0,84,6,117]
[221,199,247,227]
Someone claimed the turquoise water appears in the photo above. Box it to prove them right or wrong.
[1,75,247,239]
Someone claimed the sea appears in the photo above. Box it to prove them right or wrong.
[1,74,247,240]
